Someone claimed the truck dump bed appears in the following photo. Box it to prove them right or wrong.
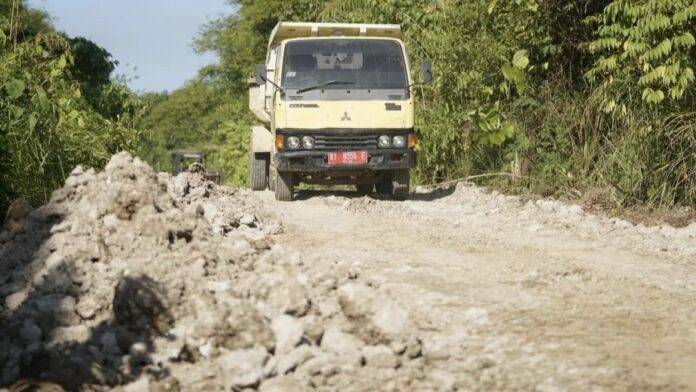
[268,22,402,48]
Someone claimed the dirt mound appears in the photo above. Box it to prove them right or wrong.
[0,153,430,391]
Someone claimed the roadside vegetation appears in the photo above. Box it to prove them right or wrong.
[3,0,694,217]
[0,0,140,216]
[136,80,254,186]
[160,0,695,208]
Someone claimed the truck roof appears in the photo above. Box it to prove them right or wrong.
[268,22,402,48]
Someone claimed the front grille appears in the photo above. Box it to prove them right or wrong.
[314,134,378,151]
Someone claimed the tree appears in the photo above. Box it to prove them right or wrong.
[152,0,695,206]
[1,1,141,217]
[0,0,52,46]
[587,0,696,106]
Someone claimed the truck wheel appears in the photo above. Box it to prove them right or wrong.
[391,170,410,201]
[376,172,392,194]
[275,171,294,201]
[356,184,374,195]
[250,152,268,191]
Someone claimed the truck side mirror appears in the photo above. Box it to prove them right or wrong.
[421,59,432,83]
[255,64,267,85]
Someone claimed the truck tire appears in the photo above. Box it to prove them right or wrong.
[275,171,294,201]
[356,184,374,195]
[376,172,393,195]
[250,152,268,191]
[391,169,410,201]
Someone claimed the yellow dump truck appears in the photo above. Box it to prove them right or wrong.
[249,22,431,201]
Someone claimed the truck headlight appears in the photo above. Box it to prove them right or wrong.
[378,135,391,148]
[286,136,301,150]
[392,135,406,148]
[302,136,315,149]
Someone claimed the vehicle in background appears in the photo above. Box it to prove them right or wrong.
[170,151,224,185]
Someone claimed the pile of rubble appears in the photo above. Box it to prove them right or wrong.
[0,153,429,391]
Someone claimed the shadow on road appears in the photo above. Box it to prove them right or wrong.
[0,206,169,390]
[409,186,456,201]
[293,185,456,202]
[294,189,390,201]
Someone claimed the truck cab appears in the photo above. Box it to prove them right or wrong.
[249,22,431,201]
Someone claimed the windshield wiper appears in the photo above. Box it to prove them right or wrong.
[296,80,355,94]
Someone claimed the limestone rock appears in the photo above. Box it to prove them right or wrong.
[267,278,310,317]
[225,301,275,352]
[320,327,364,355]
[259,376,304,392]
[277,345,318,375]
[337,283,375,319]
[362,345,400,369]
[272,315,304,355]
[371,301,412,338]
[217,348,270,390]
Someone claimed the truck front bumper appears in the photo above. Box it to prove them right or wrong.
[275,149,416,173]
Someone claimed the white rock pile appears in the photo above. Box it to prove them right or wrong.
[0,153,429,391]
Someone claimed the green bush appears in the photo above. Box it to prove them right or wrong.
[136,81,254,186]
[1,2,141,215]
[144,0,696,207]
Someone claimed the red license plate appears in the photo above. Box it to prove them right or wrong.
[328,151,368,165]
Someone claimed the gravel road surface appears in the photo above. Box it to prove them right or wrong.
[1,155,694,391]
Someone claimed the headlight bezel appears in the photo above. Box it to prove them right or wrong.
[301,136,315,150]
[392,135,406,148]
[378,135,392,148]
[286,136,301,150]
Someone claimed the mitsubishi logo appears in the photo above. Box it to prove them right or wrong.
[340,111,352,121]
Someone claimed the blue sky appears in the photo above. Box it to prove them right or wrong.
[27,0,232,92]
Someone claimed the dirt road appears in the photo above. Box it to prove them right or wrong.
[2,156,695,391]
[260,185,696,391]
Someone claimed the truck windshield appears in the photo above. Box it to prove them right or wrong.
[282,39,408,91]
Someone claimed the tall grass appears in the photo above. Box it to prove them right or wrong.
[1,34,140,215]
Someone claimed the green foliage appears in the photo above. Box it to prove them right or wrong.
[194,0,325,88]
[587,0,696,105]
[153,0,694,207]
[67,36,137,120]
[317,0,554,181]
[0,1,141,215]
[0,0,52,43]
[136,81,254,186]
[474,103,516,146]
[70,37,116,91]
[139,0,329,185]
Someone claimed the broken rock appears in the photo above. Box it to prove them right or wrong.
[123,377,150,392]
[371,300,412,339]
[19,320,42,344]
[217,348,269,390]
[239,214,256,227]
[362,345,400,369]
[276,345,318,375]
[272,314,304,355]
[75,297,99,320]
[259,376,304,392]
[320,327,364,355]
[5,290,28,312]
[267,277,310,317]
[225,301,275,352]
[337,283,375,319]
